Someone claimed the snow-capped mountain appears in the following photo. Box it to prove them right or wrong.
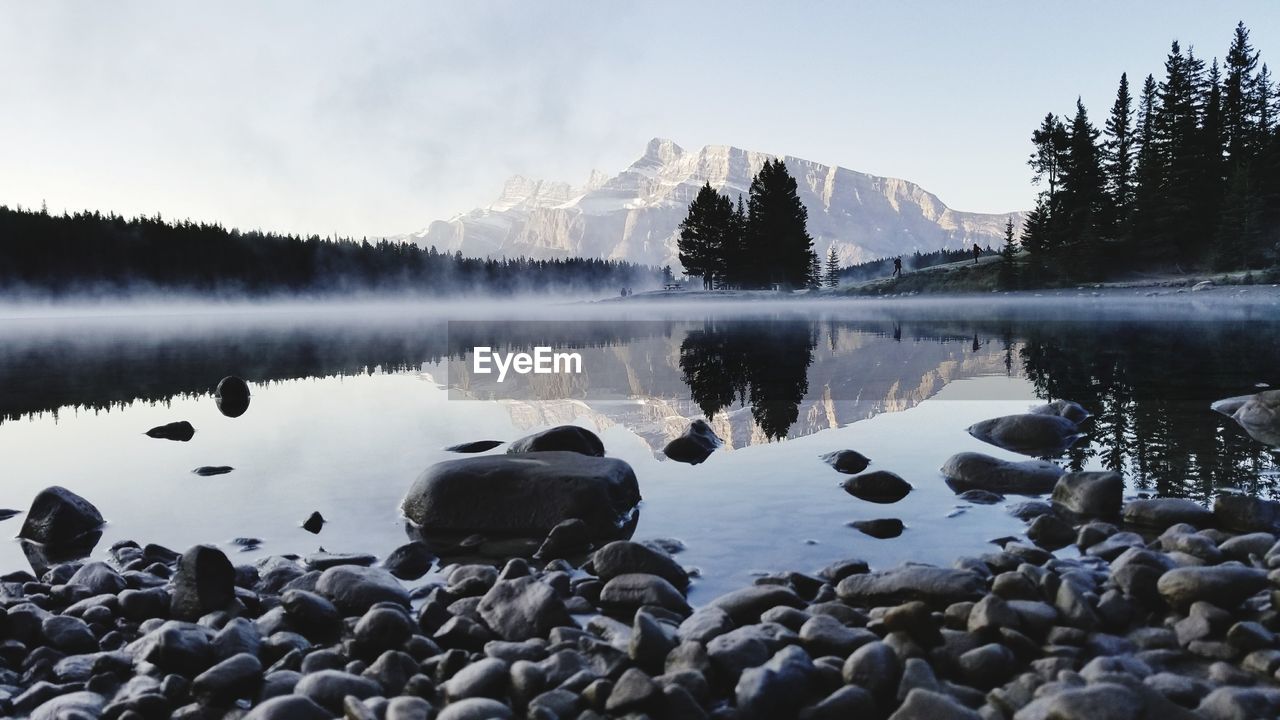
[404,138,1022,269]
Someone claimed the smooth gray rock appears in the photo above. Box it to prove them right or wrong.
[841,471,912,504]
[402,451,639,537]
[837,566,985,605]
[709,585,804,624]
[1213,491,1280,534]
[1157,565,1269,611]
[967,413,1082,455]
[314,565,409,615]
[599,573,691,615]
[592,540,689,590]
[1123,498,1213,529]
[507,425,604,456]
[735,645,815,720]
[243,695,330,720]
[1052,471,1123,518]
[1212,389,1280,447]
[191,652,263,704]
[889,688,980,720]
[294,670,380,713]
[941,452,1064,494]
[171,544,236,620]
[477,576,574,641]
[821,449,871,474]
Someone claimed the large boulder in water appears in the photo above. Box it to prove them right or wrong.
[663,420,721,465]
[1213,490,1280,534]
[507,425,604,456]
[1212,389,1280,447]
[402,451,640,538]
[940,452,1063,494]
[215,376,251,418]
[18,486,104,546]
[967,413,1083,456]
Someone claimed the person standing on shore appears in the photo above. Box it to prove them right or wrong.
[973,244,981,264]
[892,257,902,277]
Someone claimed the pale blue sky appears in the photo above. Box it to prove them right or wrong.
[1,1,1276,237]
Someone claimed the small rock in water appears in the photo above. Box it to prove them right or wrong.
[193,465,234,476]
[302,511,326,534]
[848,518,905,539]
[0,508,21,521]
[145,420,196,441]
[215,375,251,418]
[444,440,504,453]
[956,489,1004,505]
[506,424,604,456]
[841,471,913,504]
[663,419,722,465]
[821,449,871,474]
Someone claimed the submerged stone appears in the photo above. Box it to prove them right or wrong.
[506,425,604,456]
[941,452,1063,494]
[967,413,1083,456]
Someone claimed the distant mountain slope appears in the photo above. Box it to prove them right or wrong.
[404,138,1023,269]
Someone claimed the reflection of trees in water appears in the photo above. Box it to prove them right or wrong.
[1019,321,1280,501]
[679,320,817,440]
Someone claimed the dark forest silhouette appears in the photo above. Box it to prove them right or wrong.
[0,205,660,296]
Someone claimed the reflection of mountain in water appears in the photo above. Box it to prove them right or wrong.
[456,320,1018,451]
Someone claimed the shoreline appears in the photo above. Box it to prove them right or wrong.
[6,466,1280,718]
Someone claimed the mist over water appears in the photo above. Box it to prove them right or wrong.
[1,291,1277,598]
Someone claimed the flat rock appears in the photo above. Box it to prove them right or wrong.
[1124,498,1213,529]
[941,452,1064,494]
[1157,565,1269,611]
[849,518,904,539]
[401,451,640,537]
[592,540,688,590]
[837,566,985,606]
[193,465,234,476]
[445,440,504,453]
[1213,389,1280,447]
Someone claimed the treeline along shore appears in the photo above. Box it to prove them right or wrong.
[0,206,660,298]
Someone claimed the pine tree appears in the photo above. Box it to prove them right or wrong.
[744,159,815,289]
[677,183,735,289]
[998,216,1019,289]
[1103,73,1135,231]
[1060,99,1108,279]
[1029,113,1070,203]
[1224,22,1260,162]
[1132,74,1161,248]
[722,195,748,288]
[824,246,840,289]
[1151,41,1206,261]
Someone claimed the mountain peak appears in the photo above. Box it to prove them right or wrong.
[413,138,1024,269]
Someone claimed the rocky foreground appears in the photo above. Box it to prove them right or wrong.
[6,408,1280,719]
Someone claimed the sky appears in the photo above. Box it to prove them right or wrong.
[2,1,1278,238]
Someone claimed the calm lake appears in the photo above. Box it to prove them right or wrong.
[1,293,1278,602]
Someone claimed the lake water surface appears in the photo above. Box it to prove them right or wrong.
[1,294,1277,602]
